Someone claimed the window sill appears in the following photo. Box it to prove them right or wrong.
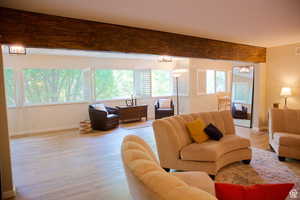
[13,101,90,109]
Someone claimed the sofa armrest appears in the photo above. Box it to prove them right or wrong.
[170,171,215,196]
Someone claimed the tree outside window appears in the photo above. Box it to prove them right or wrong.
[4,68,16,106]
[95,69,134,100]
[24,69,85,104]
[151,70,172,97]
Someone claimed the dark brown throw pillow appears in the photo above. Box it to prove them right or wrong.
[204,123,223,141]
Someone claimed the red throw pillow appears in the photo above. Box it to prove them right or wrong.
[215,182,294,200]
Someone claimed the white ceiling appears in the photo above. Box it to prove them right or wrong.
[1,0,300,47]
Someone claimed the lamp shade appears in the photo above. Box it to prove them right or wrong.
[280,87,292,97]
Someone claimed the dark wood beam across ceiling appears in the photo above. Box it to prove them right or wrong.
[0,7,266,62]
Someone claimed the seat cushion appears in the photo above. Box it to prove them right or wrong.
[93,104,108,113]
[273,132,300,147]
[157,108,173,112]
[180,135,250,162]
[159,99,171,108]
[107,114,119,119]
[171,171,215,196]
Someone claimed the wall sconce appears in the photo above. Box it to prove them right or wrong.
[158,55,172,62]
[9,45,26,55]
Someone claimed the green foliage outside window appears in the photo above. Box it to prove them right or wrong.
[4,68,16,106]
[95,69,134,100]
[151,70,172,96]
[24,69,84,104]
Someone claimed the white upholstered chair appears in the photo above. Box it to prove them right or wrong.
[121,135,217,200]
[269,108,300,161]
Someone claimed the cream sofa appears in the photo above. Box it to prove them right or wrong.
[269,108,300,161]
[152,110,252,176]
[121,135,217,200]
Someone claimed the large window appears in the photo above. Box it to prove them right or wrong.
[4,68,16,106]
[151,70,172,97]
[24,69,85,105]
[95,69,134,100]
[206,70,226,94]
[4,67,173,107]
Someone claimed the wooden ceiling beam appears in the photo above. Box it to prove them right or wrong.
[0,7,266,62]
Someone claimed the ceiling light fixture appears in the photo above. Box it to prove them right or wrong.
[158,55,172,62]
[239,67,250,73]
[9,45,26,55]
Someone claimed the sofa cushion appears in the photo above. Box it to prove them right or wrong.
[204,123,223,141]
[215,183,294,200]
[180,135,250,162]
[273,132,300,147]
[186,119,209,144]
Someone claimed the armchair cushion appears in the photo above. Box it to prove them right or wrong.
[156,108,173,111]
[273,132,300,147]
[180,135,250,162]
[159,99,171,108]
[93,104,108,113]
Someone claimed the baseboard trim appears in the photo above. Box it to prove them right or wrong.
[10,126,79,138]
[252,126,268,132]
[259,126,268,132]
[3,186,16,199]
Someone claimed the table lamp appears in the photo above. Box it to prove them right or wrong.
[280,87,292,108]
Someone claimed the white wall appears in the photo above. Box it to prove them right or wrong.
[266,43,300,109]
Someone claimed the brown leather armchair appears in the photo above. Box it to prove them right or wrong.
[154,99,174,119]
[89,104,119,131]
[232,103,248,119]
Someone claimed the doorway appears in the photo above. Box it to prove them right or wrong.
[231,66,255,128]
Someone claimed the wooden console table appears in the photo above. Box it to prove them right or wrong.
[116,105,148,122]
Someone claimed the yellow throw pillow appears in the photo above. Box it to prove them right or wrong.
[186,119,209,143]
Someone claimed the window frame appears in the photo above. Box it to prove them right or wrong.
[4,66,175,108]
[196,69,228,95]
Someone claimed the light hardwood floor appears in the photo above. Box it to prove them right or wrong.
[9,122,268,200]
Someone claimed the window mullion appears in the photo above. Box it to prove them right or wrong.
[15,68,24,107]
[90,67,95,103]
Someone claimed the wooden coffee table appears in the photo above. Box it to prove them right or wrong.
[116,105,148,123]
